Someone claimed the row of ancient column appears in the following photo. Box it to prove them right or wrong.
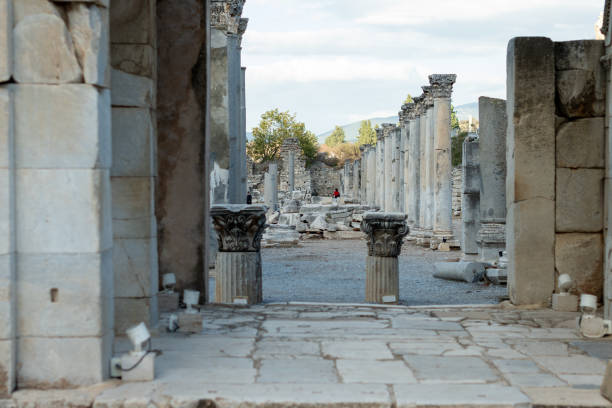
[359,74,457,247]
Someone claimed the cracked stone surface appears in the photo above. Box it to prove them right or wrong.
[5,303,612,407]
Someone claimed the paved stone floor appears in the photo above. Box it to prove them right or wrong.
[210,239,508,305]
[6,303,612,407]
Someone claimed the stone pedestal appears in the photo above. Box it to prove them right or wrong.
[430,74,456,240]
[361,213,409,303]
[211,205,267,304]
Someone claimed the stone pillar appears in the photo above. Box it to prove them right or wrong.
[376,128,385,208]
[399,105,410,214]
[430,74,457,240]
[407,100,421,230]
[418,97,428,237]
[343,160,353,198]
[264,163,278,210]
[211,205,267,304]
[240,65,247,199]
[477,97,507,262]
[367,146,377,207]
[361,213,409,303]
[423,86,435,237]
[391,126,401,212]
[353,159,360,202]
[288,151,295,192]
[383,124,394,211]
[462,136,480,255]
[507,37,556,305]
[360,146,367,204]
[210,1,245,205]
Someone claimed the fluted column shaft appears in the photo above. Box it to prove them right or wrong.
[408,117,421,228]
[433,97,453,237]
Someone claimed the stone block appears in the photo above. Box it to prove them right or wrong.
[18,335,110,388]
[157,292,179,313]
[110,69,154,107]
[0,87,12,169]
[110,44,154,78]
[552,293,578,312]
[0,170,13,256]
[66,3,110,87]
[556,168,604,232]
[13,0,62,25]
[113,215,156,240]
[0,254,14,340]
[507,37,556,203]
[113,237,157,298]
[557,70,606,118]
[0,339,15,398]
[111,177,154,220]
[16,169,112,253]
[507,198,555,305]
[110,0,154,45]
[555,233,603,298]
[555,40,605,119]
[601,360,612,401]
[177,312,203,334]
[13,14,82,84]
[114,297,158,335]
[14,85,111,169]
[120,352,154,382]
[556,118,604,168]
[0,0,12,82]
[111,108,154,177]
[17,251,112,337]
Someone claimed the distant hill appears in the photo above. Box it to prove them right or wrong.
[316,102,479,144]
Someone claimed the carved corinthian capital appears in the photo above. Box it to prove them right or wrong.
[211,0,245,34]
[421,86,434,108]
[429,74,457,99]
[413,96,424,116]
[403,103,416,120]
[361,213,409,257]
[211,205,267,252]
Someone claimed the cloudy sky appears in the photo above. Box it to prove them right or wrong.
[241,0,604,135]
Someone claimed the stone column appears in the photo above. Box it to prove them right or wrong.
[211,205,267,304]
[264,163,278,210]
[376,128,385,209]
[353,159,360,202]
[360,146,367,204]
[407,101,421,230]
[477,97,508,262]
[423,86,435,239]
[210,1,246,205]
[383,124,394,211]
[240,65,247,199]
[361,213,409,303]
[399,105,410,214]
[430,74,457,240]
[417,96,428,238]
[506,37,555,305]
[462,136,480,255]
[367,146,377,207]
[391,126,401,212]
[288,151,295,192]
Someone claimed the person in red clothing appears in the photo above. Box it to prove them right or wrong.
[332,188,340,205]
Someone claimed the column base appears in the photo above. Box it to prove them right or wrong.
[366,256,399,303]
[215,252,260,304]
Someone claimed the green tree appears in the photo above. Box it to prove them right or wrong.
[451,131,468,167]
[451,105,460,130]
[357,120,377,146]
[325,125,346,147]
[247,109,319,163]
[404,94,414,104]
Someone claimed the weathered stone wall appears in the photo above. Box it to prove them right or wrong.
[110,0,158,334]
[278,138,311,192]
[1,0,113,392]
[554,40,605,299]
[310,161,342,197]
[507,37,606,305]
[156,0,210,301]
[451,167,462,217]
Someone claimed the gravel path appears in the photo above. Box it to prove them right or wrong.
[210,239,507,305]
